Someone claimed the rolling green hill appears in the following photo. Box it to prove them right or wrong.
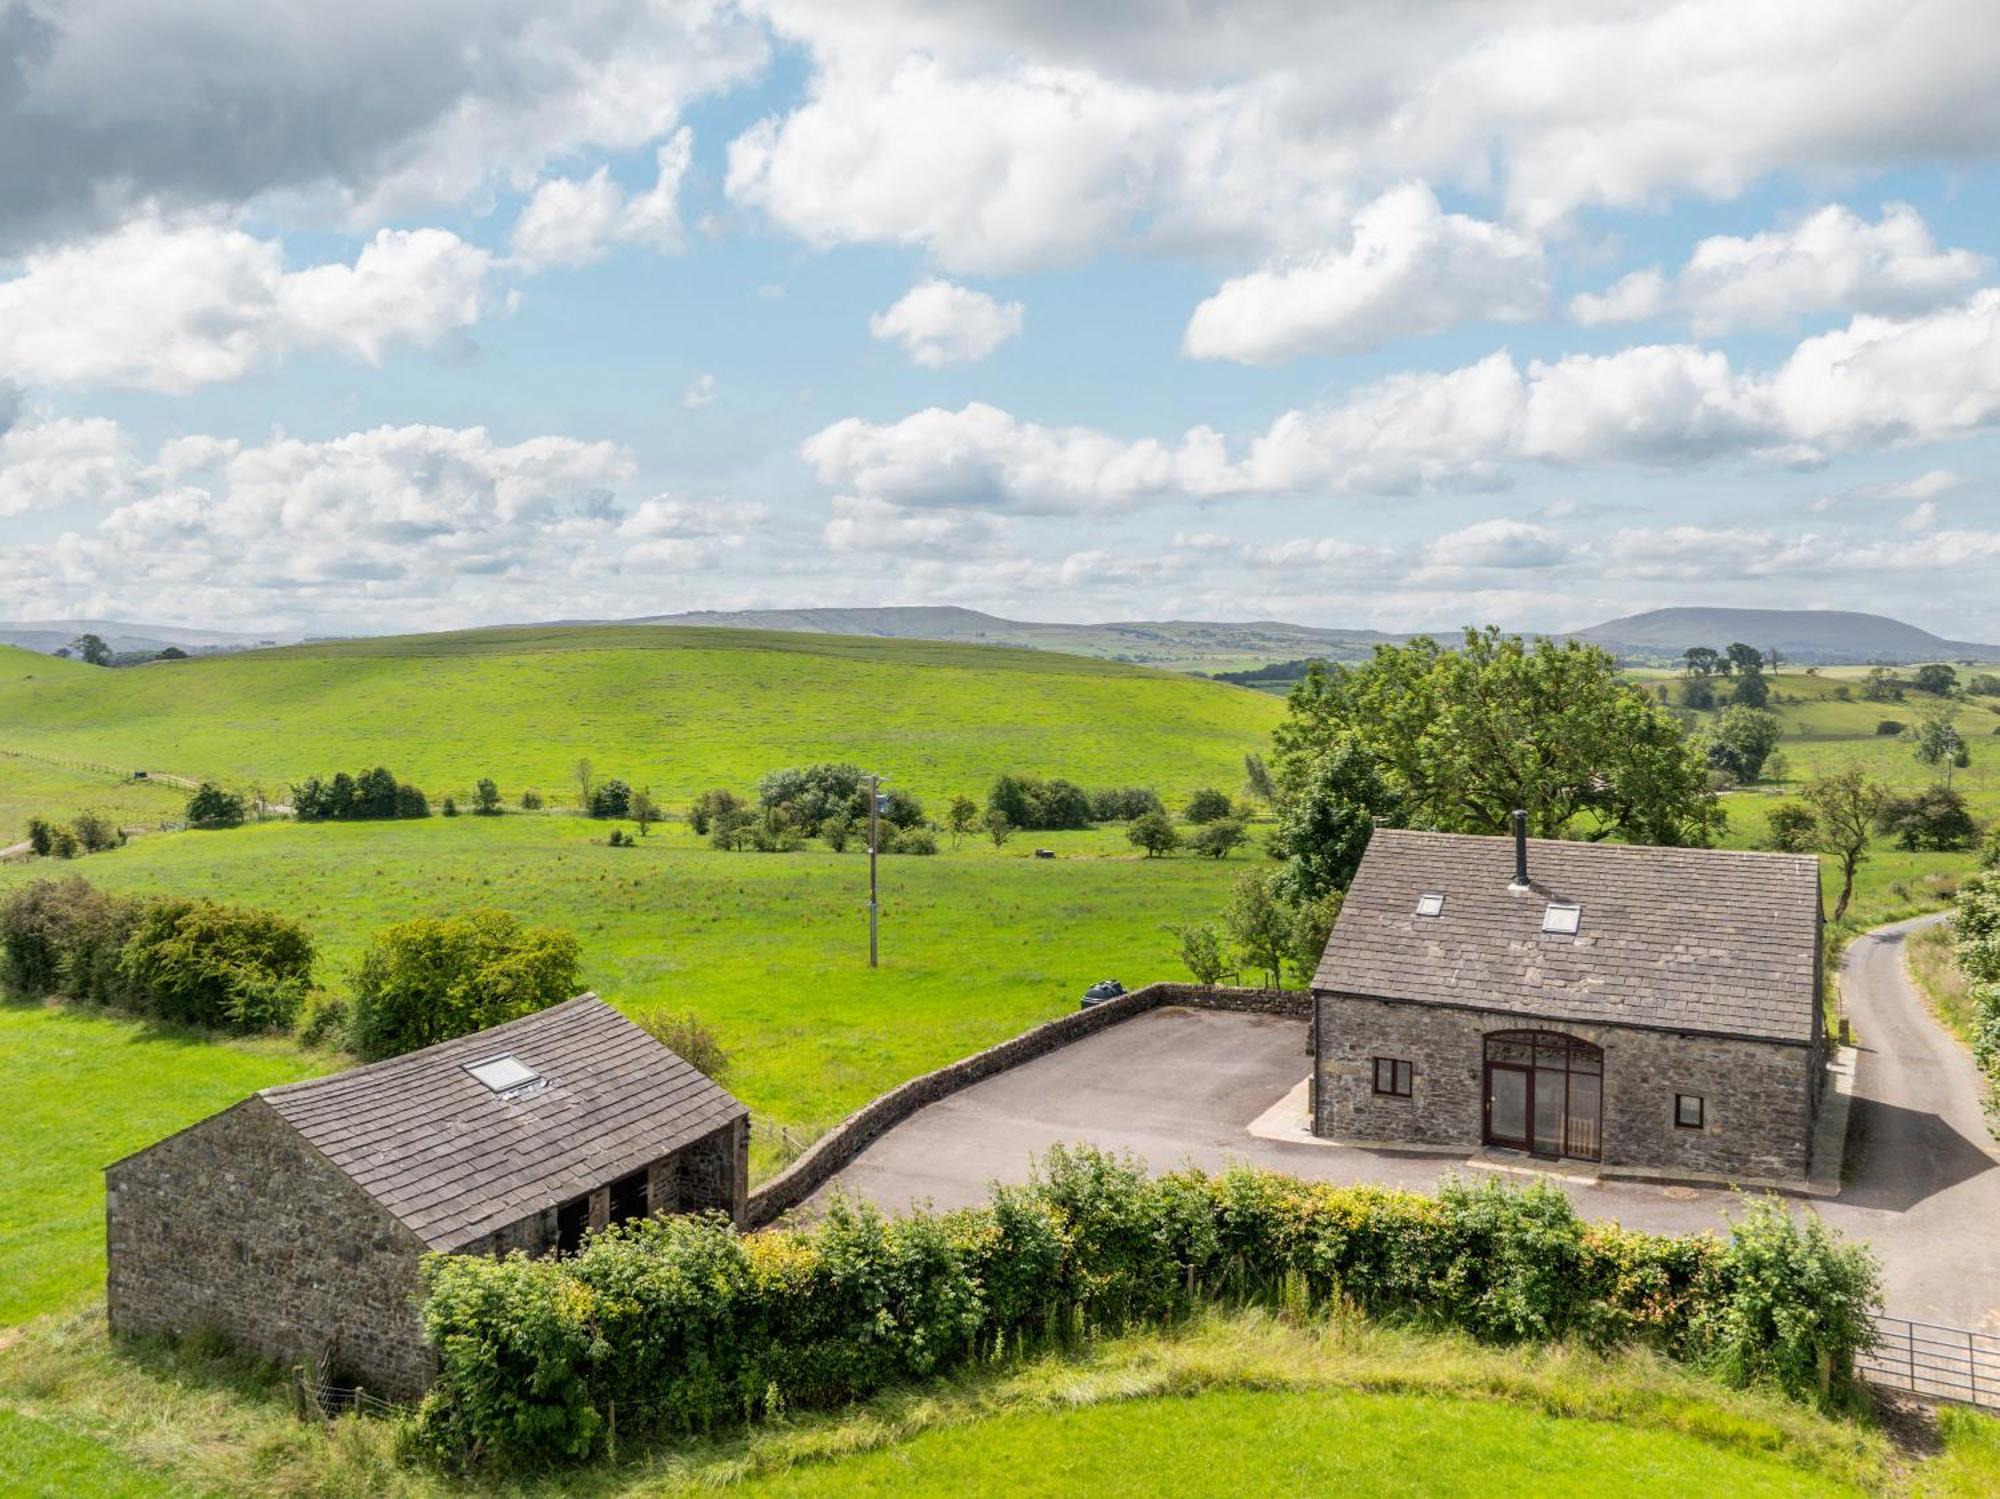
[0,625,1284,813]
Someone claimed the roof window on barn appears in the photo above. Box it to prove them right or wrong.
[1541,902,1582,935]
[465,1054,544,1098]
[1414,892,1445,918]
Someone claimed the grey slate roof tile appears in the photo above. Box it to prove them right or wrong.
[1314,830,1820,1043]
[259,994,747,1251]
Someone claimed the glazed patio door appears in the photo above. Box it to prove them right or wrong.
[1484,1063,1531,1151]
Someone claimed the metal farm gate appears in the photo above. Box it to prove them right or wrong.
[1859,1317,2000,1410]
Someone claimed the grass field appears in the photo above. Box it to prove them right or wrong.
[0,1005,330,1325]
[0,625,1284,820]
[0,754,189,843]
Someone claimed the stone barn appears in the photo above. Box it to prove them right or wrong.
[106,994,749,1399]
[1311,817,1825,1182]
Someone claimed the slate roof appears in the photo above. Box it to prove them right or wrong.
[258,994,746,1251]
[1314,830,1821,1043]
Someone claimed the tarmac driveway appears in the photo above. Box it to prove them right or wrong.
[810,915,2000,1327]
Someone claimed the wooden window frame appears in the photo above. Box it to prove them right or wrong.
[1674,1093,1705,1130]
[1373,1056,1413,1098]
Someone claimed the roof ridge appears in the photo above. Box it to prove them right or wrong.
[1369,826,1816,867]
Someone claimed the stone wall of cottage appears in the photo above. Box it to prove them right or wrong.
[105,1097,434,1400]
[1313,993,1816,1180]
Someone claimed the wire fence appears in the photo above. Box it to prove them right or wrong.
[1859,1316,2000,1411]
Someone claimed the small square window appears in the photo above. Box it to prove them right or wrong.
[1373,1057,1413,1097]
[1414,892,1445,917]
[1541,902,1582,935]
[1675,1093,1705,1130]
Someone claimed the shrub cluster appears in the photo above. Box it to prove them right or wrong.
[293,766,428,821]
[987,773,1093,831]
[24,809,125,859]
[186,782,247,828]
[347,909,582,1061]
[416,1149,1879,1467]
[0,876,313,1032]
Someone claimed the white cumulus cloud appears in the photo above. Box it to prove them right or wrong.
[869,280,1025,367]
[508,129,695,270]
[1183,183,1547,363]
[0,215,495,393]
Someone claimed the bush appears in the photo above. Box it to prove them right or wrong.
[520,790,545,811]
[395,782,430,818]
[988,774,1093,831]
[120,898,316,1032]
[348,909,582,1061]
[588,779,632,819]
[635,1009,730,1079]
[1189,817,1247,859]
[473,778,502,815]
[607,828,631,847]
[24,816,53,856]
[1879,785,1979,851]
[70,809,123,852]
[1874,720,1905,736]
[296,990,350,1049]
[186,782,247,829]
[415,1153,1880,1468]
[821,813,853,852]
[1765,804,1819,853]
[1089,787,1163,821]
[890,826,938,855]
[1127,809,1180,856]
[1168,921,1232,984]
[441,795,458,817]
[0,877,145,1004]
[293,767,427,821]
[687,788,741,836]
[1184,788,1233,823]
[47,825,80,858]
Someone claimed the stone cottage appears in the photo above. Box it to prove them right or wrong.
[106,993,749,1399]
[1311,817,1824,1182]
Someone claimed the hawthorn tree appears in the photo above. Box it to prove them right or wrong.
[1803,768,1889,921]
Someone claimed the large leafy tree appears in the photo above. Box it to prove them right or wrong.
[1802,768,1888,921]
[1274,628,1721,846]
[1267,737,1400,903]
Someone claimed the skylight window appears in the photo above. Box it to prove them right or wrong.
[1541,903,1582,935]
[1414,892,1445,918]
[466,1054,542,1097]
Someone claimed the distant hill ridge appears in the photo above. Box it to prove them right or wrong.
[5,605,1993,668]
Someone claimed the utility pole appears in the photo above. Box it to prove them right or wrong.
[867,772,881,967]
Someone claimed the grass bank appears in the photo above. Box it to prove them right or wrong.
[0,1305,1932,1498]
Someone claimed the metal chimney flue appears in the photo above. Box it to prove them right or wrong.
[1509,809,1530,891]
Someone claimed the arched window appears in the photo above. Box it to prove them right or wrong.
[1482,1030,1602,1162]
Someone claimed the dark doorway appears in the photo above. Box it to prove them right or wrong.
[556,1195,590,1254]
[608,1168,649,1226]
[1482,1031,1602,1162]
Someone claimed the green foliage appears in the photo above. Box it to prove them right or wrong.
[347,909,582,1060]
[1090,786,1165,821]
[415,1153,1881,1469]
[984,809,1014,847]
[295,989,350,1049]
[0,877,145,1005]
[1274,629,1720,847]
[67,809,122,852]
[1764,803,1819,853]
[441,795,458,817]
[184,781,246,828]
[1706,706,1784,783]
[1680,675,1717,710]
[1879,784,1979,851]
[519,789,544,810]
[1183,788,1232,823]
[1167,921,1231,984]
[72,633,111,667]
[1188,817,1247,859]
[988,773,1093,831]
[687,787,742,835]
[119,898,315,1032]
[1911,700,1971,778]
[1126,809,1180,857]
[634,1008,730,1080]
[607,828,632,847]
[630,790,660,834]
[945,794,979,847]
[1284,888,1344,986]
[1874,719,1905,736]
[1802,769,1890,921]
[1861,668,1905,703]
[1266,736,1398,904]
[1731,672,1771,709]
[588,778,632,819]
[1915,663,1960,696]
[293,767,427,821]
[473,778,502,815]
[890,826,939,855]
[1224,868,1288,987]
[24,815,53,856]
[1697,1198,1879,1406]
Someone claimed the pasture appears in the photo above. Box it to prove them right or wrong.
[0,625,1284,815]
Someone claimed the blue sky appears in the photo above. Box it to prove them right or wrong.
[4,0,2000,640]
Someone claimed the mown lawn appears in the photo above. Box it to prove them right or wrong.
[726,1388,1853,1497]
[0,625,1283,815]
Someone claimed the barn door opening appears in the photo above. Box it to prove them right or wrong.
[556,1195,590,1254]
